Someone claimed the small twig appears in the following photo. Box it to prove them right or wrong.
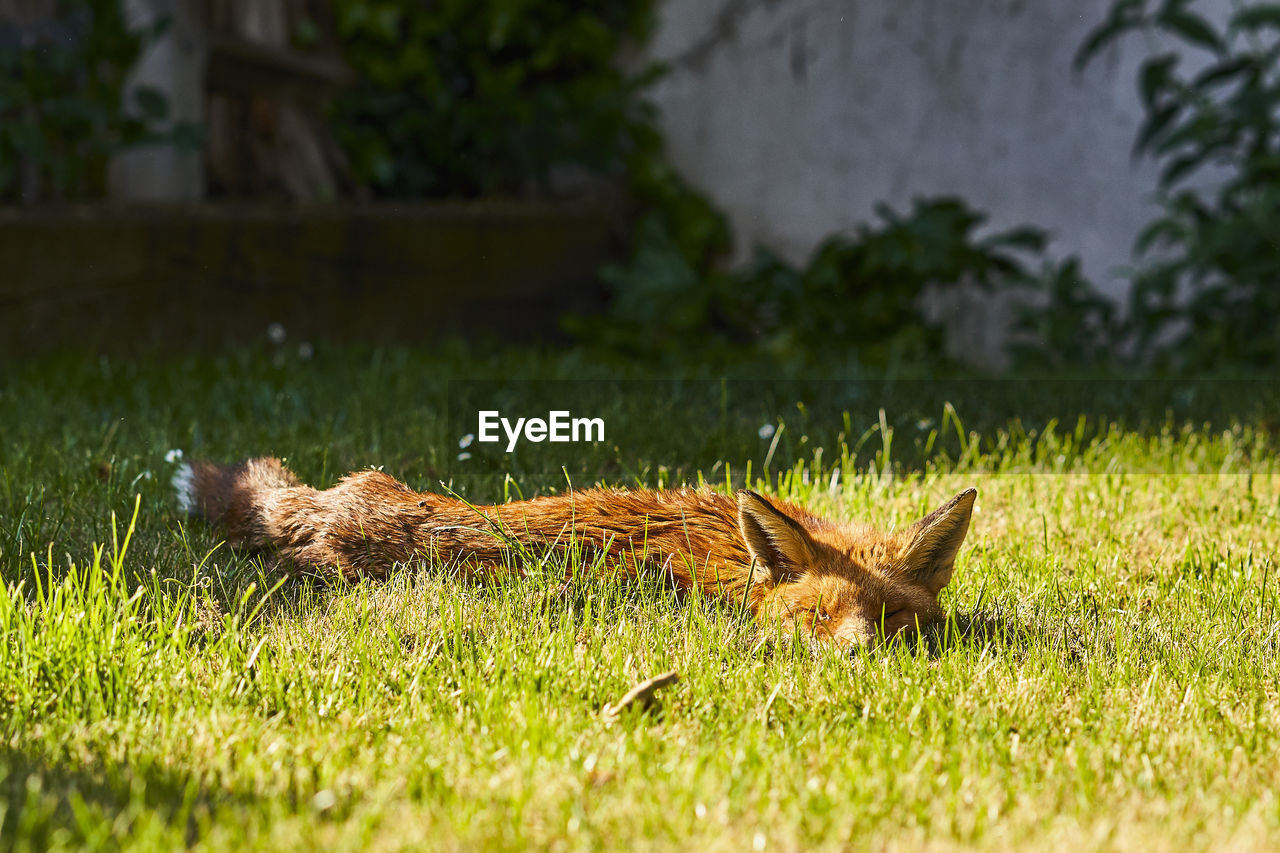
[602,671,679,720]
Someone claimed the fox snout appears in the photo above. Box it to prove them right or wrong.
[831,607,945,650]
[768,599,944,650]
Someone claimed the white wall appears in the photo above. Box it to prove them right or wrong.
[643,0,1224,311]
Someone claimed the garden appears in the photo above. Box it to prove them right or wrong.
[2,1,1279,850]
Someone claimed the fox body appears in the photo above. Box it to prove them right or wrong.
[175,458,976,648]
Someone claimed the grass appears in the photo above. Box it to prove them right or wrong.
[1,344,1279,851]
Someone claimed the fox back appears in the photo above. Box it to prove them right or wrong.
[176,457,976,648]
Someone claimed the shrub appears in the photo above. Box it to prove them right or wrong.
[578,197,1055,367]
[1076,0,1280,370]
[330,0,658,198]
[0,0,188,203]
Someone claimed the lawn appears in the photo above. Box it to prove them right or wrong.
[1,346,1278,851]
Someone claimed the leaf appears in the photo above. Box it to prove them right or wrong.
[168,122,204,150]
[142,14,173,44]
[1151,114,1223,158]
[132,86,168,121]
[1074,0,1146,70]
[986,226,1049,253]
[1160,11,1225,53]
[1139,53,1179,108]
[1133,102,1181,156]
[1191,57,1254,90]
[1160,148,1213,187]
[1134,217,1183,255]
[1230,5,1280,33]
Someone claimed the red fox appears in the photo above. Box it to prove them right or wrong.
[174,458,975,648]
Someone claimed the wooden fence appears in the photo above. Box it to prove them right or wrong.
[1,200,624,356]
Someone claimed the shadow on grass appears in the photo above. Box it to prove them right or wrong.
[921,607,1098,663]
[168,548,1097,670]
[142,523,1099,671]
[0,745,272,848]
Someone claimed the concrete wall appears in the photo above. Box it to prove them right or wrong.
[109,0,206,201]
[642,0,1227,306]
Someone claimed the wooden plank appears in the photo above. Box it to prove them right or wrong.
[206,35,352,99]
[0,201,625,356]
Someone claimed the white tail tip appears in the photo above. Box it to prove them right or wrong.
[172,462,195,514]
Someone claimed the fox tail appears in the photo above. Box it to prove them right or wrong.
[172,456,302,548]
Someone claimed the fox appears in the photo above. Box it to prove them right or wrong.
[173,457,976,649]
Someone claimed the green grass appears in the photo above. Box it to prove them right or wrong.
[1,346,1278,851]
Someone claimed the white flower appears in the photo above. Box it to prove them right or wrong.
[164,448,184,463]
[458,433,475,449]
[298,342,314,359]
[267,322,286,344]
[457,452,472,461]
[758,423,776,440]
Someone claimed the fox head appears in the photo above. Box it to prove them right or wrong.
[737,488,976,649]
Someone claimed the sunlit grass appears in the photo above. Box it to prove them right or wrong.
[1,347,1278,851]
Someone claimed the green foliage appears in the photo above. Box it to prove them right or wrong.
[325,3,1078,371]
[1077,0,1280,370]
[331,0,658,198]
[580,197,1054,367]
[1007,259,1120,371]
[0,1,193,203]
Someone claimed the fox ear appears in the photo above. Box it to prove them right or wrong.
[900,488,976,594]
[737,490,817,586]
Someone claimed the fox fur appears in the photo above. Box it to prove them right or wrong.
[175,457,976,648]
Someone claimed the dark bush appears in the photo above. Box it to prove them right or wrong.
[331,0,658,198]
[0,0,188,203]
[1075,0,1280,370]
[577,197,1055,367]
